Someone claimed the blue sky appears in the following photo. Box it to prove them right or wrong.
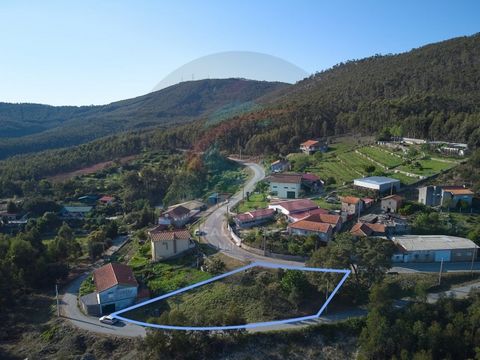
[1,0,479,105]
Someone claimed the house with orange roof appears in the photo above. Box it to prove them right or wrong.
[350,222,387,238]
[381,194,404,213]
[340,196,364,216]
[302,213,343,232]
[419,185,474,208]
[149,228,195,261]
[80,262,138,316]
[234,208,275,228]
[288,219,333,242]
[300,139,328,154]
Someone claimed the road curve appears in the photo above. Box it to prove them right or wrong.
[202,160,303,266]
[60,271,146,338]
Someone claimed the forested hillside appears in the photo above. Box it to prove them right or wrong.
[0,79,288,159]
[1,34,480,195]
[194,33,480,154]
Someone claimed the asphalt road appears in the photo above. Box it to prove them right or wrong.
[60,271,146,338]
[202,160,303,266]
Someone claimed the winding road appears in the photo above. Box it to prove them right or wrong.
[60,159,480,337]
[202,160,302,266]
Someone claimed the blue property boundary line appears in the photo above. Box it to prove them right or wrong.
[111,261,350,331]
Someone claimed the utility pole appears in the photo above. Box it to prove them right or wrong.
[438,258,444,285]
[325,279,329,314]
[263,230,267,256]
[471,246,478,275]
[55,283,60,317]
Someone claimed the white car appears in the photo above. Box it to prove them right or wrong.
[99,315,118,325]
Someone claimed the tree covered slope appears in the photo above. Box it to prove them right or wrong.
[0,78,288,159]
[194,33,480,154]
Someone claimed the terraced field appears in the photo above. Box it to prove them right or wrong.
[358,146,404,168]
[399,158,455,177]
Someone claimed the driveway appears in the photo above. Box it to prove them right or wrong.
[60,271,146,338]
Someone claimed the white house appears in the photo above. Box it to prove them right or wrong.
[80,263,138,316]
[267,174,303,199]
[150,228,195,261]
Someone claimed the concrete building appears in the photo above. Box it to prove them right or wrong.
[441,187,474,208]
[418,185,474,208]
[381,195,403,213]
[392,235,479,263]
[80,263,138,316]
[267,174,303,199]
[340,196,364,216]
[418,185,443,206]
[150,229,195,261]
[234,208,275,228]
[353,176,400,194]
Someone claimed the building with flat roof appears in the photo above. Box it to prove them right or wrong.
[392,235,478,263]
[353,176,400,194]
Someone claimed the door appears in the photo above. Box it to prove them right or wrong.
[434,250,451,262]
[287,191,296,199]
[101,303,116,315]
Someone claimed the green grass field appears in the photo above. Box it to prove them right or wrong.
[236,193,268,213]
[399,158,454,177]
[358,146,404,168]
[337,152,374,174]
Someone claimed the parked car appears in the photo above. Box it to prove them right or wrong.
[99,315,118,325]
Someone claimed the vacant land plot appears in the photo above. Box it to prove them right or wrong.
[358,146,404,168]
[309,160,359,185]
[122,267,337,328]
[399,158,454,177]
[236,193,268,213]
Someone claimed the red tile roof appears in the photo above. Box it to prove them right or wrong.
[300,140,319,147]
[288,208,329,222]
[350,222,386,237]
[267,173,303,184]
[93,263,138,293]
[166,205,190,219]
[443,188,474,196]
[382,194,403,202]
[288,220,332,233]
[303,213,341,226]
[149,229,191,242]
[341,196,362,205]
[270,199,318,213]
[235,208,275,222]
[302,173,321,182]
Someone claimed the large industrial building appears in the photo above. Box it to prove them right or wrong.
[392,235,478,263]
[353,176,400,194]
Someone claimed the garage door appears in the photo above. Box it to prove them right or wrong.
[434,250,451,262]
[287,191,296,199]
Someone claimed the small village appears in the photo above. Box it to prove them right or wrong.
[1,135,478,329]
